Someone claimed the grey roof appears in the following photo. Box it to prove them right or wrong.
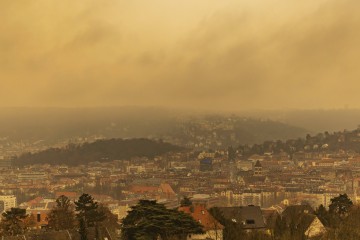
[217,206,266,229]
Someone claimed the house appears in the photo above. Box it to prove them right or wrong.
[216,206,266,232]
[281,205,326,238]
[21,197,57,228]
[179,205,224,240]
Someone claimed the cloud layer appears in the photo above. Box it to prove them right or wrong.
[1,0,359,110]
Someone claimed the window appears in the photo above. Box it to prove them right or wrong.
[246,219,255,224]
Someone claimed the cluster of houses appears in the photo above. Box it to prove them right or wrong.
[1,137,360,239]
[181,201,326,240]
[0,191,327,240]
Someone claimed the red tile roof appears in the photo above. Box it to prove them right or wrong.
[179,205,224,231]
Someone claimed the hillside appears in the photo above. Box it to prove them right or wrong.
[168,116,307,149]
[237,127,360,157]
[0,107,308,147]
[13,138,183,166]
[240,109,360,133]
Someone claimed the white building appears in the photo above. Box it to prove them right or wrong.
[0,195,17,212]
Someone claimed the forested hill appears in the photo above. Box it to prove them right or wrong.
[13,138,183,166]
[236,127,360,158]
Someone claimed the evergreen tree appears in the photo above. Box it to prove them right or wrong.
[121,200,203,240]
[0,208,28,236]
[315,204,331,227]
[329,194,353,218]
[78,217,88,240]
[47,195,76,230]
[75,193,106,227]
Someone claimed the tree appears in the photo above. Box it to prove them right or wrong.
[97,204,120,235]
[180,197,192,207]
[47,195,76,230]
[328,206,360,240]
[315,204,331,227]
[78,217,88,240]
[75,193,106,227]
[329,194,353,218]
[0,208,28,236]
[121,200,203,240]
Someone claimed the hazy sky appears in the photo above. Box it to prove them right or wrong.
[1,0,359,110]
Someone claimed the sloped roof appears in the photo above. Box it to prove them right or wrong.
[217,206,266,229]
[262,209,279,229]
[159,183,176,195]
[179,205,224,231]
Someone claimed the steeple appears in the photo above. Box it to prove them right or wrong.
[254,160,263,176]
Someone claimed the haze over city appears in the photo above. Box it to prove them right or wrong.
[1,0,360,110]
[2,1,360,240]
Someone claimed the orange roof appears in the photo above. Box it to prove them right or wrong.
[27,197,44,205]
[159,183,175,195]
[179,205,224,231]
[130,185,159,193]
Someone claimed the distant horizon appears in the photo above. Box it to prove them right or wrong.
[0,106,360,134]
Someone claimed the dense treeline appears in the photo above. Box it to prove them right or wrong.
[13,138,183,166]
[237,128,360,157]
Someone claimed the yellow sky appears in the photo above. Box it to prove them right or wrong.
[1,0,359,110]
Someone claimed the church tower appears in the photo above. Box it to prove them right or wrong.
[254,160,263,176]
